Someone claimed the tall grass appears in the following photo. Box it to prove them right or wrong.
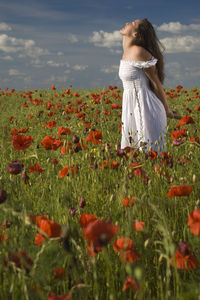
[0,86,200,300]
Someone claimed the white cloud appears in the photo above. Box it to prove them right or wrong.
[47,60,62,67]
[0,34,49,57]
[89,30,121,48]
[8,69,25,76]
[161,36,200,53]
[0,22,12,31]
[157,22,200,33]
[101,65,119,73]
[0,55,13,60]
[72,64,88,71]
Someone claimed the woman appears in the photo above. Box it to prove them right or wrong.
[119,18,181,153]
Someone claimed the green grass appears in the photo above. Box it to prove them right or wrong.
[0,86,200,300]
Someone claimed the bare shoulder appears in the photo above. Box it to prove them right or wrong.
[131,46,152,61]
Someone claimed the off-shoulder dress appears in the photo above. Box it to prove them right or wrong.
[119,57,167,153]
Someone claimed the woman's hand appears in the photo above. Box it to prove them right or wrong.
[166,108,181,119]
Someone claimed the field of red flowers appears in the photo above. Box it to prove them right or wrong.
[0,85,200,300]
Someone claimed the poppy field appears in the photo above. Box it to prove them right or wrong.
[0,85,200,300]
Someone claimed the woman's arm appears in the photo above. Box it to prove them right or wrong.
[144,65,181,119]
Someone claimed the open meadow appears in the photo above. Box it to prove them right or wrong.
[0,85,200,300]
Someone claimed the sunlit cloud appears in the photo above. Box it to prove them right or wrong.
[157,22,200,33]
[89,30,121,48]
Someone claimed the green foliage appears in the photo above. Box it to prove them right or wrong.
[0,86,200,300]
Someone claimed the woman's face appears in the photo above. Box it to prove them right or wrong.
[120,19,142,37]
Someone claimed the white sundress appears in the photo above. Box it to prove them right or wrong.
[119,57,167,153]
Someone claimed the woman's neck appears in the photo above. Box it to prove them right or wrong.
[122,36,134,51]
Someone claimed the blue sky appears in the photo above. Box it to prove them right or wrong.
[0,0,200,90]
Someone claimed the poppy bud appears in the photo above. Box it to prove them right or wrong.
[22,170,29,184]
[72,135,79,144]
[7,160,23,174]
[79,197,86,208]
[178,241,190,256]
[0,190,7,204]
[69,208,76,216]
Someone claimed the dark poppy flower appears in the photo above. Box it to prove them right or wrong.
[122,276,140,291]
[170,241,198,270]
[0,190,7,204]
[172,139,185,146]
[7,160,23,174]
[83,219,119,248]
[4,250,33,272]
[187,209,200,236]
[166,184,193,197]
[11,135,33,151]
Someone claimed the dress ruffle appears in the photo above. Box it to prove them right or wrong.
[120,57,158,69]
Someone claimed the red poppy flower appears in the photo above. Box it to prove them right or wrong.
[4,250,33,272]
[48,292,72,300]
[133,221,145,231]
[86,130,102,145]
[87,244,103,257]
[122,197,136,207]
[41,136,63,150]
[79,213,98,228]
[59,166,69,178]
[179,116,195,126]
[83,219,119,247]
[39,219,61,238]
[0,234,8,243]
[47,120,57,128]
[12,135,33,151]
[147,150,158,160]
[171,129,186,140]
[113,237,134,252]
[122,276,140,291]
[53,265,65,279]
[195,106,200,111]
[29,163,44,173]
[170,242,198,270]
[110,161,120,169]
[166,184,193,197]
[120,249,140,263]
[58,126,71,138]
[187,209,200,236]
[51,84,56,90]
